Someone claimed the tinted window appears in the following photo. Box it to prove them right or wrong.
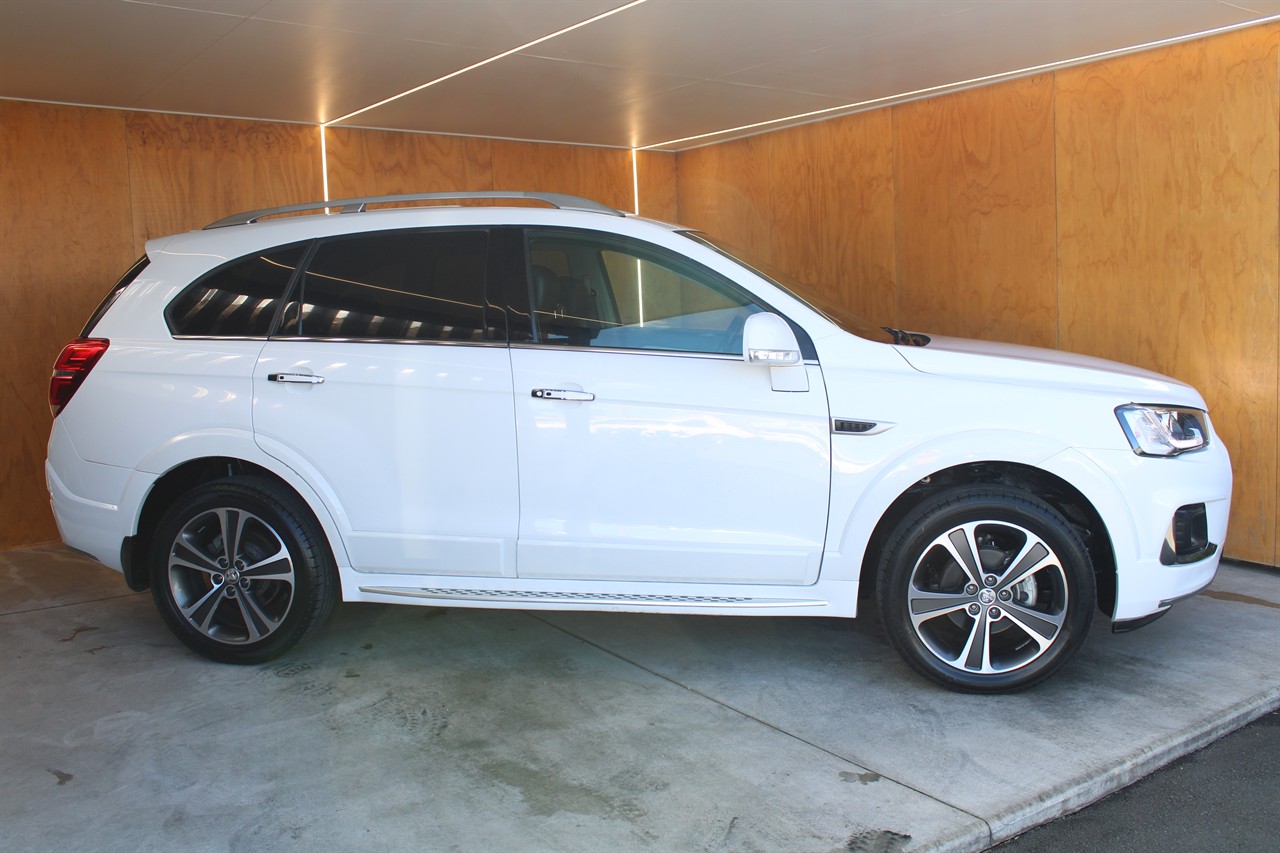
[527,231,761,354]
[168,244,306,337]
[278,230,490,341]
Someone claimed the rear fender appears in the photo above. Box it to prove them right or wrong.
[130,429,353,567]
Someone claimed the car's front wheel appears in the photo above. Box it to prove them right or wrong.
[149,477,337,663]
[876,486,1096,692]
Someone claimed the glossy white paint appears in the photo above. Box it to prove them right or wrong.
[45,201,1234,645]
[253,341,520,577]
[511,346,830,584]
[895,334,1203,398]
[55,339,263,470]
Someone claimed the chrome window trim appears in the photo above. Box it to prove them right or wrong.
[509,341,819,364]
[172,335,510,348]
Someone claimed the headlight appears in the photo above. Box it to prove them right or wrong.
[1116,405,1209,456]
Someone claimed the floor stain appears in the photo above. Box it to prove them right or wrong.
[1201,590,1280,610]
[84,646,110,655]
[720,816,740,845]
[845,829,911,852]
[274,661,311,678]
[46,768,73,786]
[58,626,98,643]
[327,690,451,740]
[481,758,643,822]
[840,770,882,785]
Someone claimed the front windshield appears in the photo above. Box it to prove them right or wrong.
[681,232,896,344]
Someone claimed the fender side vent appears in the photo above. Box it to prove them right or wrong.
[834,419,877,434]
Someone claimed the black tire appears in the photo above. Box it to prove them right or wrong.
[876,486,1095,693]
[149,476,337,664]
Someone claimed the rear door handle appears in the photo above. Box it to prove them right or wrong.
[268,373,325,385]
[531,388,594,402]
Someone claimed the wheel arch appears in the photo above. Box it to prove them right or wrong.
[855,461,1117,617]
[121,454,350,592]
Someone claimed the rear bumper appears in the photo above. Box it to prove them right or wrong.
[46,460,128,571]
[46,420,134,572]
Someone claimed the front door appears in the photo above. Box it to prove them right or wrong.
[511,229,831,585]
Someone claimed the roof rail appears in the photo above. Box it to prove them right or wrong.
[204,191,625,229]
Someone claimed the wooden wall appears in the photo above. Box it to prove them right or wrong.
[1055,28,1279,566]
[675,25,1279,565]
[0,102,655,548]
[1,103,137,548]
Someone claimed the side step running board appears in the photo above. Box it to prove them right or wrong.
[359,586,828,609]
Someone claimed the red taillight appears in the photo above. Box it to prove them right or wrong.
[50,338,109,416]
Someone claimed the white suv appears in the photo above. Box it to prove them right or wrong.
[46,191,1232,692]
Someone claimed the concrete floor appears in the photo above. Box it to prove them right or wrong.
[2,545,1277,853]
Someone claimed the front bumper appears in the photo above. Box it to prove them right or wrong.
[1076,439,1231,622]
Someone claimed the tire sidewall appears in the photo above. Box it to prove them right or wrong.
[149,477,335,664]
[877,488,1096,693]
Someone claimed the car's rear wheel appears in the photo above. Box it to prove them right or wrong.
[149,477,337,663]
[876,486,1095,692]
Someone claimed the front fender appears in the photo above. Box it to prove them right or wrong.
[822,430,1132,584]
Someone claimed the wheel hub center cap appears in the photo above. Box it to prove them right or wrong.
[225,568,241,584]
[978,588,997,605]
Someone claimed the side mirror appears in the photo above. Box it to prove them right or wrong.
[742,313,808,392]
[742,312,801,365]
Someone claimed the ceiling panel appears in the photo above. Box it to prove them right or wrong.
[617,79,858,148]
[0,0,243,107]
[132,17,488,124]
[1,0,1276,151]
[518,0,956,80]
[249,0,628,51]
[332,54,706,147]
[722,0,1274,100]
[129,1,274,15]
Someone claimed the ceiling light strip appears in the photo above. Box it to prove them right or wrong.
[640,15,1280,151]
[631,149,641,216]
[324,0,650,127]
[319,125,331,202]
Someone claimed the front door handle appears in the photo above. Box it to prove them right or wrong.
[531,388,594,402]
[268,373,325,385]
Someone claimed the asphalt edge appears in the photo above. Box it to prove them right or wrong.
[977,685,1280,849]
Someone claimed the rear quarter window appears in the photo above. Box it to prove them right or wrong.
[166,243,308,337]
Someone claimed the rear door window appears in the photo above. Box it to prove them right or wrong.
[277,230,493,342]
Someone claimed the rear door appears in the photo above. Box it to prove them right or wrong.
[253,228,520,577]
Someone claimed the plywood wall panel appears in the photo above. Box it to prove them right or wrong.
[1056,25,1279,564]
[675,136,773,260]
[0,102,135,546]
[325,127,493,200]
[893,74,1058,349]
[636,150,678,221]
[767,111,898,324]
[126,113,322,243]
[490,140,632,212]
